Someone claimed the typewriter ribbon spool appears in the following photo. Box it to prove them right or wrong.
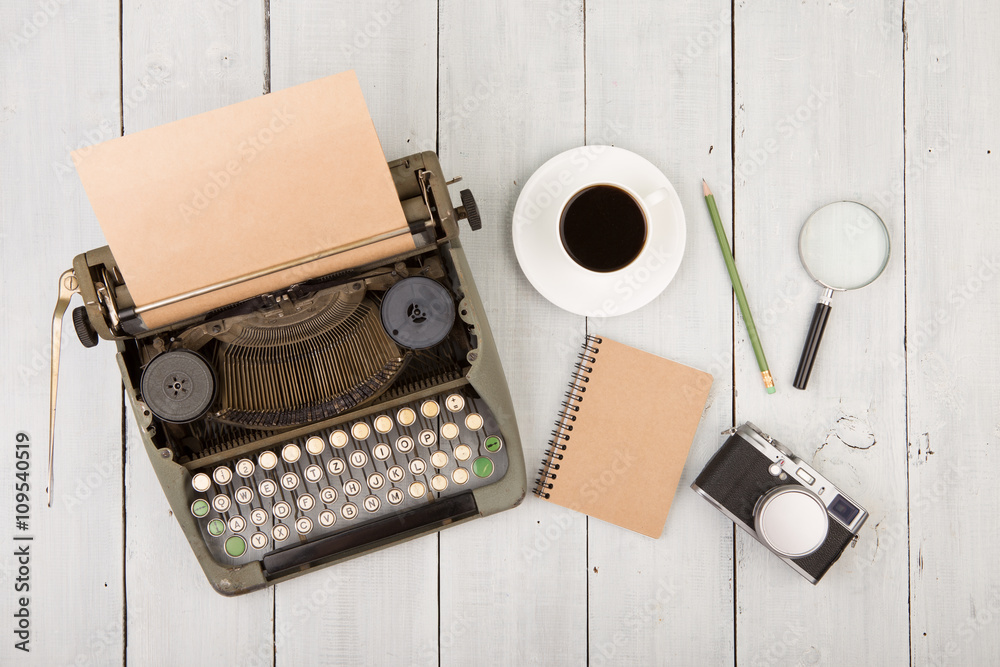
[534,334,602,498]
[379,276,456,350]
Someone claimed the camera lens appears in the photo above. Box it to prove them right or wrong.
[754,487,829,558]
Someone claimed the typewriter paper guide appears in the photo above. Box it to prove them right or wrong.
[73,70,412,329]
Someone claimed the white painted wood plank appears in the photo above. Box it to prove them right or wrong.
[584,2,735,664]
[905,3,1000,664]
[436,1,589,665]
[0,2,125,665]
[732,2,908,665]
[120,3,274,665]
[268,3,441,665]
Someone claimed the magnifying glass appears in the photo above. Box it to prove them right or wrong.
[793,201,890,390]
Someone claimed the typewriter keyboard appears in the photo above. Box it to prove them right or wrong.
[188,386,509,567]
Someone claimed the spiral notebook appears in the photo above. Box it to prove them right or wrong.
[534,335,713,538]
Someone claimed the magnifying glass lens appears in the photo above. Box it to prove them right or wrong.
[799,202,890,290]
[793,201,890,390]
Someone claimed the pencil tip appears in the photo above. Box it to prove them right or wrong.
[702,179,711,197]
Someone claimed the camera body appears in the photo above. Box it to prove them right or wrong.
[692,422,868,584]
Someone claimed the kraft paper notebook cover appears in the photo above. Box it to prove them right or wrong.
[73,70,411,329]
[535,335,713,538]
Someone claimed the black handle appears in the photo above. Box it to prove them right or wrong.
[793,301,832,390]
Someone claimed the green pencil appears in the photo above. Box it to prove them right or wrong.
[703,179,775,394]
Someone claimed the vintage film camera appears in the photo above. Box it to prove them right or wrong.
[692,422,868,583]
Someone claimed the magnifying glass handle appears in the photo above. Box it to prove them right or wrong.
[793,289,834,390]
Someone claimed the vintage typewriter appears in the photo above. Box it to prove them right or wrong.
[49,152,525,595]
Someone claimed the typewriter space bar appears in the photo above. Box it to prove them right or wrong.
[263,493,479,576]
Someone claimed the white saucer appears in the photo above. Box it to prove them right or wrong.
[512,146,686,317]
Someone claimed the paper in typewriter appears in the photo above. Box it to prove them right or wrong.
[73,70,412,329]
[542,336,713,538]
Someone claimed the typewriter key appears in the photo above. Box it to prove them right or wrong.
[281,444,301,463]
[445,394,465,412]
[380,276,456,349]
[258,451,278,470]
[191,473,212,493]
[191,499,210,518]
[213,495,231,512]
[305,436,326,456]
[397,408,416,427]
[140,349,216,423]
[452,468,470,485]
[273,501,291,519]
[420,400,440,419]
[250,532,268,550]
[374,415,393,434]
[224,536,247,558]
[465,413,484,431]
[236,459,255,477]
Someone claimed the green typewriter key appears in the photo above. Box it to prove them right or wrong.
[472,457,494,478]
[207,519,225,537]
[191,499,210,518]
[224,535,247,558]
[484,436,503,453]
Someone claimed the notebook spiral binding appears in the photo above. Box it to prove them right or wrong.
[533,335,603,498]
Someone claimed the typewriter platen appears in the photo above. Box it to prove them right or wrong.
[50,152,525,595]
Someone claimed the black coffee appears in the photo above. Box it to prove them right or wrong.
[559,185,647,273]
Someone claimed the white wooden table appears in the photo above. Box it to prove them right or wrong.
[2,1,997,664]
